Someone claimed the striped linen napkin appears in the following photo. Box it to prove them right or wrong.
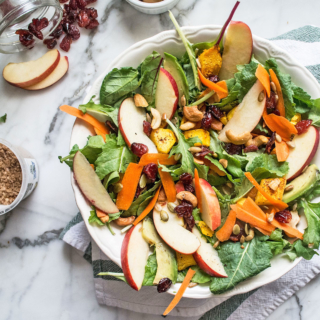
[60,25,320,320]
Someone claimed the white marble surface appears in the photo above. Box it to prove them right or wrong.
[0,0,320,319]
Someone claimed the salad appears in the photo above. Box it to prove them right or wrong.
[59,1,320,316]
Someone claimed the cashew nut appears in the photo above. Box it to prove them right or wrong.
[245,135,269,147]
[180,121,196,131]
[114,216,135,226]
[193,157,204,165]
[226,130,252,145]
[183,106,204,122]
[176,191,198,208]
[158,188,167,203]
[134,93,148,107]
[151,108,161,129]
[219,159,228,169]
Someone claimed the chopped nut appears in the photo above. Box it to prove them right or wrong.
[226,129,252,145]
[267,213,274,223]
[113,183,123,194]
[245,135,269,147]
[286,141,296,148]
[241,245,245,249]
[183,106,204,122]
[233,224,240,235]
[139,174,147,189]
[189,147,202,153]
[284,185,294,193]
[188,282,198,288]
[160,210,169,222]
[213,240,220,249]
[114,216,135,226]
[193,157,204,165]
[158,188,167,203]
[176,191,198,207]
[275,133,282,143]
[180,121,196,131]
[181,95,186,107]
[174,153,182,161]
[270,81,277,93]
[258,91,265,102]
[167,202,176,213]
[134,93,148,107]
[219,159,228,169]
[245,229,255,241]
[240,235,245,244]
[268,178,281,191]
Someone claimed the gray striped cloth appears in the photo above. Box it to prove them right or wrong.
[60,25,320,320]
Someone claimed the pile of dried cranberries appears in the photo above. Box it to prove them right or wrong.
[16,0,99,52]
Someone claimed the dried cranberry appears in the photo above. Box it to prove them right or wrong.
[243,145,258,153]
[85,0,97,5]
[195,146,212,161]
[43,38,57,49]
[143,163,158,183]
[266,91,278,114]
[78,10,90,28]
[134,185,142,199]
[143,121,152,137]
[201,112,213,130]
[224,143,243,155]
[76,0,87,9]
[85,7,98,19]
[229,220,246,242]
[157,278,172,293]
[265,132,276,154]
[37,17,49,30]
[28,24,43,39]
[59,0,68,3]
[62,22,80,40]
[208,75,219,83]
[295,120,312,135]
[69,0,78,10]
[185,184,195,194]
[274,210,292,224]
[273,109,281,116]
[64,4,70,13]
[106,121,118,134]
[66,9,78,23]
[179,173,193,186]
[85,19,99,29]
[60,35,72,52]
[50,24,63,39]
[175,200,195,231]
[16,29,34,47]
[208,105,224,119]
[131,143,148,158]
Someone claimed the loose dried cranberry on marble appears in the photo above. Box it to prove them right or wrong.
[85,19,99,29]
[157,278,172,293]
[264,132,276,154]
[69,0,78,10]
[295,120,312,135]
[76,0,87,9]
[16,29,34,47]
[143,121,152,137]
[131,143,148,158]
[77,10,90,27]
[143,163,158,183]
[43,38,57,49]
[179,173,193,186]
[185,184,195,194]
[224,143,243,155]
[85,7,98,19]
[201,112,213,130]
[28,24,43,39]
[274,210,292,224]
[50,24,63,39]
[60,35,72,52]
[243,145,258,153]
[208,105,224,119]
[208,75,219,83]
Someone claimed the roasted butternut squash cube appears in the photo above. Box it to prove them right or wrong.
[184,129,210,147]
[150,128,177,154]
[198,221,214,237]
[290,113,301,125]
[237,198,246,206]
[198,45,222,78]
[227,106,238,121]
[255,178,286,206]
[176,252,197,271]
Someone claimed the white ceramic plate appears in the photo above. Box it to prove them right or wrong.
[70,25,320,299]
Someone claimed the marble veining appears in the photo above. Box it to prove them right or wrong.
[1,0,320,319]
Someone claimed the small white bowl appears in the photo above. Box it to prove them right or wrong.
[126,0,180,15]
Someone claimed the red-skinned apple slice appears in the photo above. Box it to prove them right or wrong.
[153,203,200,254]
[3,49,60,88]
[121,222,150,291]
[24,56,69,90]
[218,80,266,143]
[155,68,179,119]
[73,151,119,214]
[118,97,158,153]
[192,227,227,277]
[197,178,221,231]
[286,126,319,181]
[219,21,253,80]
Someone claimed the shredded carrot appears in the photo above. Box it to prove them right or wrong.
[255,64,270,97]
[242,197,266,220]
[270,219,303,240]
[203,159,226,176]
[269,69,285,117]
[158,167,176,202]
[194,168,202,211]
[244,172,288,210]
[60,105,109,134]
[216,210,237,242]
[116,163,143,210]
[96,208,107,218]
[275,141,290,162]
[231,204,275,232]
[90,164,95,170]
[198,69,228,98]
[133,187,161,226]
[162,268,196,317]
[263,109,298,141]
[139,153,177,166]
[255,227,272,236]
[94,127,107,141]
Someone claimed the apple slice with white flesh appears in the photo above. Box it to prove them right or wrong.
[197,178,221,231]
[285,126,319,181]
[153,202,200,254]
[73,151,119,214]
[121,222,150,291]
[192,227,227,277]
[155,68,179,119]
[3,49,60,88]
[118,97,158,153]
[219,21,253,80]
[218,80,266,143]
[24,56,69,90]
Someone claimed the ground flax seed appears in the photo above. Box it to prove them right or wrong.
[0,144,22,205]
